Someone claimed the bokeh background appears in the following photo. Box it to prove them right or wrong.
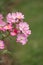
[0,0,43,65]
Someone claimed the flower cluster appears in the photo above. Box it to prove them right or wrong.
[0,12,31,49]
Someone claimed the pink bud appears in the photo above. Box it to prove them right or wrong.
[0,40,4,49]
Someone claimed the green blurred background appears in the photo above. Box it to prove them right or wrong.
[0,0,43,65]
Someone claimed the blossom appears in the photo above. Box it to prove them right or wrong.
[0,40,4,49]
[6,12,24,24]
[0,12,31,46]
[16,34,28,45]
[16,12,24,19]
[10,28,18,36]
[0,20,6,31]
[18,22,31,37]
[0,14,3,19]
[0,20,6,27]
[6,13,16,23]
[3,24,12,31]
[10,32,16,36]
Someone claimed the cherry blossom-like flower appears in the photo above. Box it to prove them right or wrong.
[3,24,12,31]
[0,20,6,31]
[0,40,4,49]
[0,20,6,27]
[6,13,16,23]
[10,32,16,36]
[18,22,31,37]
[0,14,3,19]
[10,28,18,36]
[16,34,28,45]
[16,12,24,19]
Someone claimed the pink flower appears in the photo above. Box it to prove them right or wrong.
[3,24,12,31]
[16,12,24,19]
[10,28,18,36]
[0,40,4,49]
[6,13,16,23]
[10,32,16,36]
[16,34,28,45]
[0,20,6,31]
[18,22,31,37]
[0,14,3,19]
[0,20,6,27]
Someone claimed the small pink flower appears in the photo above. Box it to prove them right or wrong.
[0,14,3,19]
[18,22,31,36]
[0,40,4,49]
[0,20,6,31]
[10,32,16,36]
[6,13,16,23]
[4,24,12,31]
[16,34,28,45]
[10,28,18,36]
[16,12,24,19]
[0,20,6,27]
